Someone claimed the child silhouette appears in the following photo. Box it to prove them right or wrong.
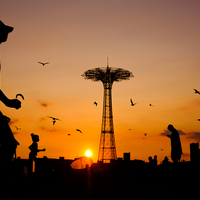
[28,133,46,173]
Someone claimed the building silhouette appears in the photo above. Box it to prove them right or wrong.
[190,142,200,163]
[123,152,130,162]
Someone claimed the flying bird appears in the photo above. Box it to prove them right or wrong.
[194,88,200,95]
[47,116,61,125]
[68,134,71,136]
[38,62,49,66]
[94,101,98,106]
[130,99,136,106]
[160,148,164,151]
[149,104,155,107]
[16,93,24,100]
[197,119,200,121]
[76,129,82,133]
[15,126,21,130]
[144,133,147,136]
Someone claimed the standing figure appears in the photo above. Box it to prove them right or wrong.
[0,20,21,200]
[28,133,46,173]
[167,124,182,163]
[152,155,157,166]
[148,156,153,166]
[0,21,21,163]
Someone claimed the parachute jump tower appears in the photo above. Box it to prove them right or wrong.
[82,60,133,162]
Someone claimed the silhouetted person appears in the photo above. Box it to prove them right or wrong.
[167,124,182,163]
[28,133,46,173]
[0,21,22,199]
[148,156,153,166]
[162,156,169,165]
[152,155,157,166]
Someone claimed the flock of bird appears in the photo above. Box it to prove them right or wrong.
[94,99,155,107]
[14,62,200,147]
[13,61,83,136]
[130,99,155,107]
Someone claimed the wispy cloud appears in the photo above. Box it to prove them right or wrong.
[39,117,47,122]
[13,131,18,135]
[38,100,52,108]
[186,132,200,140]
[40,126,58,133]
[160,129,200,142]
[8,119,19,125]
[160,129,186,136]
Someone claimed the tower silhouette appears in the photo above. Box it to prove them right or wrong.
[82,59,133,162]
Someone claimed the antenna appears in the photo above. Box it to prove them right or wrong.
[107,57,109,68]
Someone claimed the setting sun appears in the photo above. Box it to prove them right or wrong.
[85,150,92,157]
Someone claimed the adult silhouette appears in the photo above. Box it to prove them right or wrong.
[152,155,157,166]
[0,20,21,162]
[28,133,46,173]
[0,20,21,200]
[148,156,153,166]
[162,156,169,165]
[167,124,182,163]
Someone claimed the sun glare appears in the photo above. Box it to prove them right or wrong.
[85,150,92,157]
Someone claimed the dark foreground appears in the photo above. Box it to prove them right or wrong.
[4,161,200,200]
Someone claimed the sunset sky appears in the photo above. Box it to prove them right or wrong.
[1,0,200,163]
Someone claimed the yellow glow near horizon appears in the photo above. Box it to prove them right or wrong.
[85,150,92,157]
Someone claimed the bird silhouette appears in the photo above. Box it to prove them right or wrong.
[94,101,98,106]
[38,62,49,66]
[130,99,136,106]
[68,134,71,136]
[15,126,21,130]
[194,88,200,95]
[16,93,24,100]
[160,148,164,151]
[149,104,155,107]
[144,133,147,136]
[76,129,82,133]
[47,116,61,125]
[197,119,200,121]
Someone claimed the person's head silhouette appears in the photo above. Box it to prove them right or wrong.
[167,124,175,132]
[31,133,39,142]
[0,20,14,44]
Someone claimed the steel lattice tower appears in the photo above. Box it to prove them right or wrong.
[82,60,133,162]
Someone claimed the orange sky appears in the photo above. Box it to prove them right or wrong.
[1,0,200,163]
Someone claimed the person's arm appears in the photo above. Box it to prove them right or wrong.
[37,148,46,152]
[0,90,21,109]
[166,135,171,138]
